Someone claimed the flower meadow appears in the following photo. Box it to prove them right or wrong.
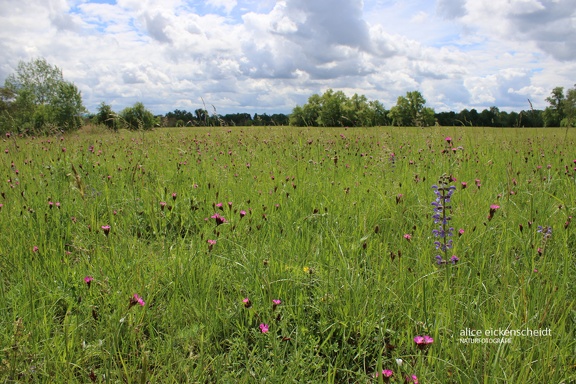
[0,126,574,383]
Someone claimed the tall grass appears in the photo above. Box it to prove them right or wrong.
[0,127,574,383]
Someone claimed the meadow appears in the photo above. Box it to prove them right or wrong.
[0,125,574,383]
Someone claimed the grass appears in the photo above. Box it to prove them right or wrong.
[0,126,574,383]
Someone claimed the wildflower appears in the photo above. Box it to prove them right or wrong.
[239,210,246,218]
[445,136,452,144]
[414,335,434,350]
[243,297,252,308]
[458,228,464,236]
[172,192,177,200]
[432,175,456,264]
[537,225,552,238]
[403,233,412,241]
[211,213,227,225]
[259,323,269,333]
[461,181,467,189]
[207,239,216,251]
[488,204,500,221]
[272,299,282,310]
[160,201,167,210]
[450,255,459,264]
[48,201,54,209]
[396,194,403,204]
[84,276,94,288]
[32,246,39,252]
[406,374,419,383]
[101,225,111,236]
[129,294,145,308]
[215,202,223,210]
[395,358,403,366]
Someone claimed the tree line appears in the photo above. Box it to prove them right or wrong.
[1,58,574,134]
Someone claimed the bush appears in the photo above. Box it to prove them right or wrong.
[119,102,157,130]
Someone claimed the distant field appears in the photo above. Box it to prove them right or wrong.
[0,126,574,383]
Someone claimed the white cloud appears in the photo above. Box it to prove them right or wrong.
[0,0,574,116]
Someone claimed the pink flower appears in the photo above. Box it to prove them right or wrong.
[488,205,500,221]
[272,299,282,310]
[445,136,452,143]
[414,335,434,349]
[211,213,227,225]
[259,323,269,333]
[160,201,167,210]
[243,297,252,308]
[172,192,177,200]
[32,246,39,252]
[403,233,412,241]
[406,374,419,383]
[207,239,216,251]
[101,225,111,236]
[461,181,467,189]
[84,276,94,288]
[130,294,145,308]
[239,210,246,218]
[458,228,464,236]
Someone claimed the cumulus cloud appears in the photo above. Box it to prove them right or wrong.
[0,0,574,115]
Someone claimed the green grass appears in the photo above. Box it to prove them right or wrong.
[0,126,574,383]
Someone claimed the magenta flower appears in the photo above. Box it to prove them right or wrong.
[84,276,94,288]
[239,210,246,218]
[458,228,464,236]
[461,181,467,189]
[243,297,252,308]
[445,136,452,143]
[450,255,459,264]
[101,225,111,236]
[129,294,145,308]
[211,213,227,225]
[272,299,282,310]
[414,335,434,350]
[259,323,269,333]
[403,233,412,241]
[488,204,500,221]
[32,246,39,252]
[215,202,223,210]
[406,374,419,384]
[207,239,216,251]
[172,192,177,200]
[160,201,167,210]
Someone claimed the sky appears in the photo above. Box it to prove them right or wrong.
[1,0,575,115]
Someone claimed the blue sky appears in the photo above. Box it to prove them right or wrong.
[1,0,574,115]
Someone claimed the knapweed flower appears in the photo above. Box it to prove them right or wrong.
[84,276,94,288]
[461,181,467,189]
[272,299,281,310]
[129,294,145,308]
[101,225,111,236]
[259,323,269,333]
[243,297,252,308]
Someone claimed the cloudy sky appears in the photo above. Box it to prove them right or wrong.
[1,0,575,115]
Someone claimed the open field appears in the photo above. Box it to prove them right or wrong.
[0,126,575,383]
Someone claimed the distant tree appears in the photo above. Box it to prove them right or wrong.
[2,57,85,133]
[562,86,576,127]
[95,102,117,130]
[389,91,435,126]
[119,102,157,130]
[290,90,388,127]
[543,87,565,127]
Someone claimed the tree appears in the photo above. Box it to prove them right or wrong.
[562,86,576,127]
[2,58,86,133]
[95,102,117,130]
[543,87,565,127]
[119,102,157,130]
[389,91,435,126]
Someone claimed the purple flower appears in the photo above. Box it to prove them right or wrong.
[450,255,459,264]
